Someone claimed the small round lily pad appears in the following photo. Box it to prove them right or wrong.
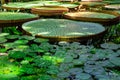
[57,72,70,78]
[13,40,28,45]
[0,33,9,37]
[0,37,7,43]
[6,35,19,40]
[19,35,35,40]
[100,43,119,50]
[0,48,7,53]
[33,38,49,43]
[75,73,92,80]
[3,43,17,49]
[109,57,120,66]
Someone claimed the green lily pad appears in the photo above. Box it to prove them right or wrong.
[57,72,70,78]
[6,35,19,40]
[33,38,49,43]
[22,19,106,41]
[3,43,16,49]
[109,57,120,66]
[19,35,35,40]
[75,73,92,80]
[65,12,116,19]
[64,56,73,63]
[105,4,120,10]
[100,43,119,50]
[0,48,7,53]
[0,12,38,20]
[95,75,110,80]
[0,33,9,37]
[58,41,69,46]
[73,59,84,66]
[13,40,28,45]
[0,37,7,43]
[68,68,83,75]
[14,45,29,51]
[60,3,79,8]
[8,50,26,59]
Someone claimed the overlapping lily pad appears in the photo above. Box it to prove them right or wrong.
[0,37,7,43]
[0,12,39,27]
[64,11,119,25]
[0,12,38,21]
[31,6,68,16]
[80,1,106,7]
[100,42,119,50]
[105,4,120,10]
[22,19,106,41]
[2,1,79,11]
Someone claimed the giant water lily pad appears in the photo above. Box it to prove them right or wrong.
[0,12,38,21]
[22,19,106,41]
[2,2,43,10]
[59,3,79,8]
[2,1,79,11]
[105,4,120,10]
[80,1,106,7]
[64,11,119,25]
[0,12,39,27]
[31,6,68,16]
[103,1,120,4]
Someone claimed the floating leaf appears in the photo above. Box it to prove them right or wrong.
[100,43,119,50]
[20,60,29,65]
[68,68,83,75]
[0,48,7,53]
[38,75,53,80]
[73,59,84,66]
[14,45,29,50]
[0,37,7,43]
[65,11,117,20]
[33,38,49,43]
[14,40,28,45]
[3,43,18,49]
[47,66,59,75]
[75,73,92,80]
[109,57,120,66]
[6,35,19,40]
[57,72,70,78]
[8,50,26,59]
[105,4,120,10]
[19,35,35,40]
[58,41,69,46]
[64,56,73,63]
[0,33,9,37]
[95,75,110,80]
[22,19,105,41]
[0,12,38,20]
